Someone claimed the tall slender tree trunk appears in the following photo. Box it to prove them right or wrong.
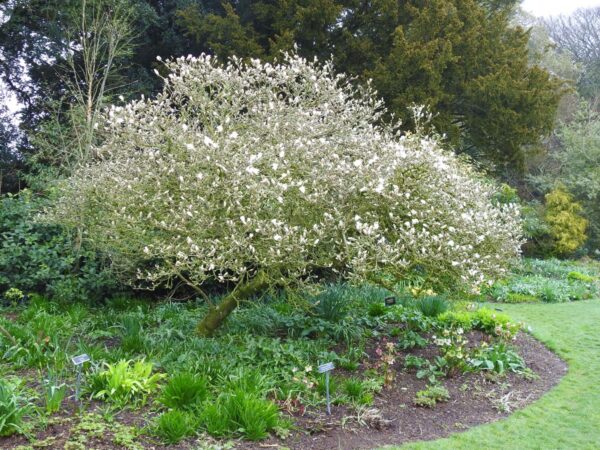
[196,272,269,337]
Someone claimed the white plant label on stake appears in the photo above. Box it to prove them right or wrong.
[71,354,90,366]
[318,362,334,373]
[71,354,90,408]
[318,362,335,415]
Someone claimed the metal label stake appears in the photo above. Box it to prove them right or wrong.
[318,362,335,416]
[71,354,90,410]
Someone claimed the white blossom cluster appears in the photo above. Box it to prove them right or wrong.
[48,53,523,292]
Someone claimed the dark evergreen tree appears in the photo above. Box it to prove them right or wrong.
[178,0,564,176]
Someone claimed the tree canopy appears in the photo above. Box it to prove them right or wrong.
[178,0,563,175]
[545,7,600,100]
[0,0,565,192]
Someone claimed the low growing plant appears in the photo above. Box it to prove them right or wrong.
[154,409,197,444]
[200,390,281,441]
[368,302,387,318]
[472,308,521,339]
[159,372,210,411]
[469,343,526,375]
[342,378,373,405]
[375,340,397,387]
[567,271,595,283]
[416,295,450,318]
[89,359,165,407]
[0,379,31,437]
[414,384,450,408]
[43,373,67,414]
[432,327,469,375]
[397,330,428,350]
[3,288,24,305]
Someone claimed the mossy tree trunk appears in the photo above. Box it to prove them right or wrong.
[196,272,269,337]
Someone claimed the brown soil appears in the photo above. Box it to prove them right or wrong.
[1,332,566,450]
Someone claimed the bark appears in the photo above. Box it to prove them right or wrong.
[196,272,269,337]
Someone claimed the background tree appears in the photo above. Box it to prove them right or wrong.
[0,0,204,187]
[545,7,600,102]
[529,103,600,254]
[30,0,138,175]
[177,0,564,178]
[544,186,589,256]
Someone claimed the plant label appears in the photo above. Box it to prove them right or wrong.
[318,362,334,373]
[71,354,90,366]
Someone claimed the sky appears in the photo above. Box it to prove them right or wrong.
[521,0,600,17]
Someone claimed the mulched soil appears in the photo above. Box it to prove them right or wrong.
[1,331,566,450]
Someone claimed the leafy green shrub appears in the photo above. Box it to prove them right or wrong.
[0,190,117,302]
[2,288,24,305]
[545,186,588,255]
[472,308,521,338]
[404,355,428,370]
[414,384,450,408]
[416,295,449,317]
[89,359,165,407]
[469,343,526,375]
[437,310,474,331]
[160,372,209,411]
[200,390,280,441]
[368,302,387,318]
[0,379,30,436]
[154,410,196,444]
[567,271,595,283]
[397,330,428,349]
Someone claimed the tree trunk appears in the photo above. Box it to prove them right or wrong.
[196,272,269,337]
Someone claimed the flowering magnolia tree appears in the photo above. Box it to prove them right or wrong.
[48,53,522,335]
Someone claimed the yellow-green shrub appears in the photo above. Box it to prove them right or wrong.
[545,186,588,255]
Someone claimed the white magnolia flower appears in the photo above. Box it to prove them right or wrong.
[48,52,522,294]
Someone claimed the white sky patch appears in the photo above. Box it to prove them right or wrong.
[522,0,600,17]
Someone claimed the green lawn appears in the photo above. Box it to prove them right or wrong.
[390,300,600,450]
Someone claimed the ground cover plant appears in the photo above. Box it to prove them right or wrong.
[485,258,599,303]
[0,269,569,449]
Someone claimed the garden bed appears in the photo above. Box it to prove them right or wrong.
[266,332,566,450]
[0,318,566,450]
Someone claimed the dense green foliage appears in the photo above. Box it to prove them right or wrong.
[0,380,30,437]
[544,186,588,255]
[530,104,600,254]
[485,258,599,303]
[0,190,117,302]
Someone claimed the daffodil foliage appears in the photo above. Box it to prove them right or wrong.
[49,53,522,298]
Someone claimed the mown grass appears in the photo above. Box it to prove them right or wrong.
[391,299,600,450]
